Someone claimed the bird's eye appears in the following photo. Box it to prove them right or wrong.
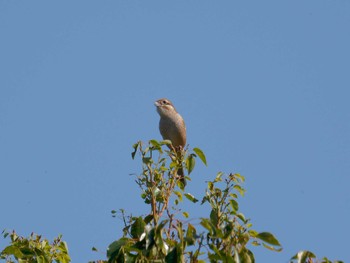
[162,100,167,104]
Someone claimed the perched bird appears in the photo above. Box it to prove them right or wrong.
[154,98,187,184]
[154,98,186,149]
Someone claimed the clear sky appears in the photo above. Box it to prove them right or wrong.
[1,1,349,262]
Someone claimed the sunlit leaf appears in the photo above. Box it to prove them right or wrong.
[184,193,198,203]
[248,230,258,237]
[182,212,189,218]
[251,240,260,246]
[173,191,183,202]
[193,147,207,166]
[214,172,224,182]
[149,139,161,148]
[233,247,240,263]
[233,185,245,196]
[1,245,24,258]
[234,173,245,182]
[200,218,215,235]
[161,139,172,146]
[291,251,316,262]
[207,181,214,191]
[153,187,161,197]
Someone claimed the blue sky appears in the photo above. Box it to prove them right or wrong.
[1,1,349,262]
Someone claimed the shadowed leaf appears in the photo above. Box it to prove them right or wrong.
[256,232,281,246]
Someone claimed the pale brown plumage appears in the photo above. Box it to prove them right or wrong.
[154,98,187,185]
[154,98,186,149]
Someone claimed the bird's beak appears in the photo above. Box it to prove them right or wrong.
[154,101,160,107]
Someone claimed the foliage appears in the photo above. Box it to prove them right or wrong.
[0,230,70,263]
[0,140,343,262]
[103,140,282,262]
[290,251,344,263]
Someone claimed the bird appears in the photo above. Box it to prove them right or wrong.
[154,98,187,185]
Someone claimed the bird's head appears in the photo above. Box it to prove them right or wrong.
[154,98,177,117]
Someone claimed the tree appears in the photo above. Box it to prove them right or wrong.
[102,140,282,262]
[1,140,343,263]
[0,231,70,263]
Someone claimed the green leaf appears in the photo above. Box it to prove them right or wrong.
[173,191,183,202]
[185,223,197,246]
[262,242,283,252]
[1,245,24,258]
[3,231,9,239]
[256,232,281,246]
[229,199,239,213]
[223,222,234,239]
[193,147,207,166]
[291,251,316,262]
[161,139,172,146]
[165,246,177,263]
[107,238,130,260]
[149,139,161,148]
[186,154,196,175]
[233,173,245,182]
[131,217,146,239]
[153,187,161,197]
[233,185,245,196]
[207,181,214,192]
[59,241,69,253]
[182,212,189,218]
[251,240,260,246]
[144,214,153,224]
[131,142,140,159]
[184,193,198,203]
[233,248,240,263]
[214,172,224,182]
[239,248,255,263]
[248,230,258,237]
[200,218,216,236]
[236,213,246,223]
[142,157,152,164]
[210,209,218,226]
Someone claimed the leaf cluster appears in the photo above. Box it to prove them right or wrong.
[0,231,70,263]
[200,172,281,262]
[290,251,344,263]
[0,140,343,263]
[104,140,282,263]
